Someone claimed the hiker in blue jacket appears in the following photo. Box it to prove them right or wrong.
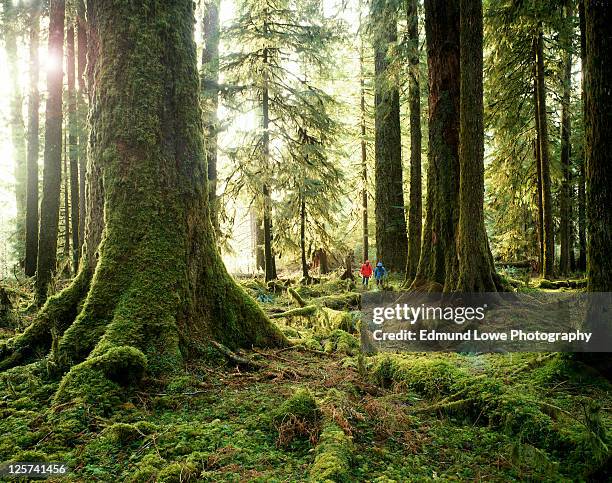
[374,261,387,287]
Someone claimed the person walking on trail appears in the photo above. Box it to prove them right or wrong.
[360,260,373,287]
[374,261,387,287]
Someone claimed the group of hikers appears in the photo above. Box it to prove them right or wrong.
[359,260,387,288]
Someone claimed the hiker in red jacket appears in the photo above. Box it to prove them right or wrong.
[360,260,373,287]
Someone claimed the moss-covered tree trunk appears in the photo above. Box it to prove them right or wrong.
[359,35,369,263]
[534,27,554,279]
[201,0,220,234]
[24,3,40,277]
[3,0,27,263]
[405,0,422,281]
[300,196,309,280]
[35,0,65,304]
[77,0,87,255]
[410,0,460,292]
[67,22,80,272]
[372,0,408,273]
[2,0,285,381]
[580,0,612,371]
[577,1,587,272]
[455,0,498,292]
[559,7,573,275]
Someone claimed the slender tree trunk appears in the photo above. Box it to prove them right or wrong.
[534,133,544,271]
[580,0,612,370]
[534,27,554,279]
[262,18,277,282]
[405,0,422,280]
[35,0,65,304]
[4,0,27,263]
[372,0,408,273]
[456,0,498,292]
[411,0,460,292]
[559,6,572,276]
[67,23,80,271]
[201,0,220,234]
[577,1,587,272]
[77,0,87,254]
[25,3,41,277]
[250,208,265,271]
[359,36,369,263]
[300,195,309,280]
[63,130,70,259]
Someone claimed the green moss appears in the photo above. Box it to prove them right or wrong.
[272,388,321,446]
[157,461,197,482]
[309,423,353,482]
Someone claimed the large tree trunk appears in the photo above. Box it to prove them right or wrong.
[411,0,460,292]
[559,7,572,276]
[456,0,498,292]
[577,1,587,272]
[534,27,554,279]
[4,0,27,263]
[201,0,220,234]
[372,0,408,273]
[359,34,369,263]
[35,0,65,304]
[77,0,88,256]
[67,23,80,272]
[405,0,422,280]
[24,3,41,277]
[2,0,285,386]
[580,0,612,372]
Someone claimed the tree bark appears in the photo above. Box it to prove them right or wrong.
[250,207,265,271]
[300,196,309,280]
[24,3,41,277]
[35,0,65,304]
[534,26,554,279]
[580,0,612,371]
[67,23,80,272]
[201,0,220,234]
[455,0,498,292]
[77,0,87,255]
[577,1,587,272]
[559,6,572,276]
[359,34,369,263]
[262,18,277,282]
[63,130,70,259]
[372,0,408,273]
[405,0,422,280]
[3,0,27,262]
[411,0,460,292]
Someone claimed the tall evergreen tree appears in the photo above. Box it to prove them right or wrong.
[577,0,587,271]
[35,0,65,304]
[558,5,572,276]
[456,0,498,291]
[534,24,554,279]
[201,0,220,234]
[24,2,40,277]
[411,0,460,291]
[3,0,27,262]
[224,0,337,281]
[371,0,408,273]
[76,0,87,254]
[67,21,80,271]
[405,0,422,280]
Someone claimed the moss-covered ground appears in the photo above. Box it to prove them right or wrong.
[0,275,610,482]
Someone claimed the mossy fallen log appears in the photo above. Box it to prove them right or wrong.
[316,293,361,310]
[309,422,353,482]
[539,279,587,289]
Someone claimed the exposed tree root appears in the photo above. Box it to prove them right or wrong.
[0,268,91,371]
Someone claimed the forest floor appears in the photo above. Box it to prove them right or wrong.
[0,275,610,482]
